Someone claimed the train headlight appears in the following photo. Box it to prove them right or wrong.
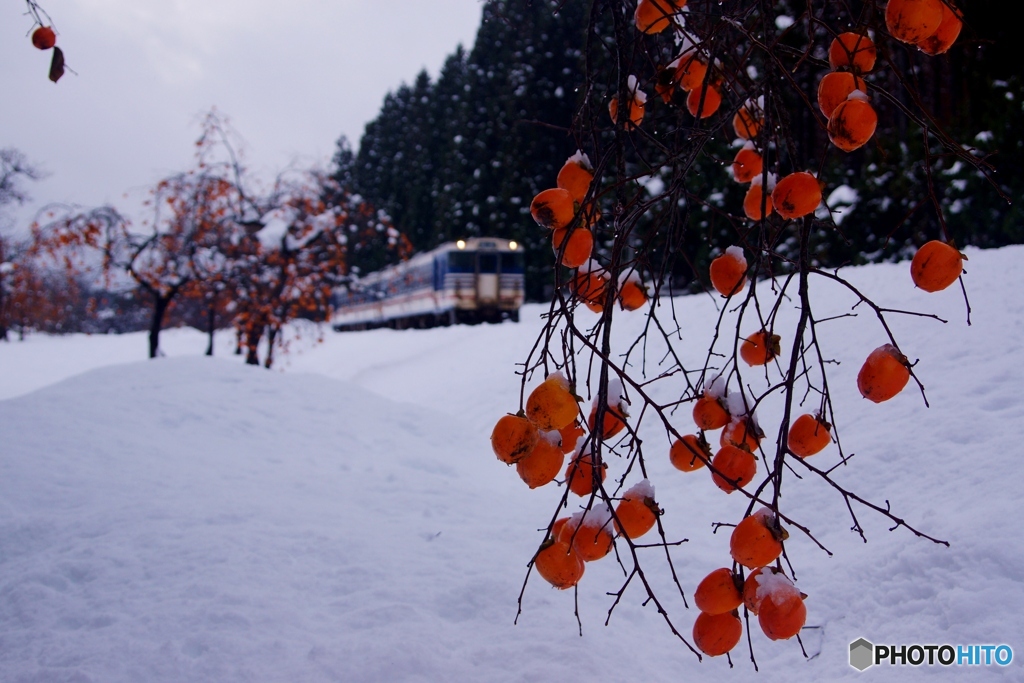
[456,240,466,249]
[508,241,518,250]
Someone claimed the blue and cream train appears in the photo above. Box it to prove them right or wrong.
[332,237,525,330]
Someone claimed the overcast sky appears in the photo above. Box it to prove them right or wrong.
[1,0,483,230]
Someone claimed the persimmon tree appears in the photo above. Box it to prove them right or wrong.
[492,0,997,666]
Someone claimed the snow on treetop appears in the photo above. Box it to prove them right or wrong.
[624,478,654,501]
[755,569,801,606]
[724,245,746,264]
[750,171,777,190]
[566,150,593,171]
[705,373,728,400]
[724,389,754,419]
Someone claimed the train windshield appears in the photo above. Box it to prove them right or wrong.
[500,252,525,273]
[449,251,475,273]
[478,253,498,274]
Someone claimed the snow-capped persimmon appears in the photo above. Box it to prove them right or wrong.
[614,480,658,539]
[818,72,868,118]
[730,508,785,569]
[534,539,584,589]
[885,0,944,46]
[570,265,608,312]
[918,2,962,55]
[756,574,807,640]
[910,240,963,292]
[828,96,878,152]
[32,26,56,50]
[491,414,539,464]
[711,445,757,493]
[788,414,831,457]
[562,511,614,562]
[857,344,911,403]
[694,568,743,615]
[743,567,766,614]
[530,188,575,230]
[526,373,578,431]
[828,32,877,73]
[516,432,565,488]
[609,76,647,129]
[556,152,594,203]
[720,417,763,452]
[693,611,743,657]
[669,433,711,472]
[687,84,721,118]
[740,330,781,366]
[731,145,763,183]
[565,451,607,497]
[618,276,648,311]
[634,0,685,34]
[732,105,762,140]
[552,517,570,540]
[693,394,729,430]
[743,179,774,220]
[552,226,593,269]
[558,420,585,454]
[771,172,822,220]
[588,401,627,439]
[674,53,708,92]
[709,246,747,297]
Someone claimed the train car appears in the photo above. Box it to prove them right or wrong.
[332,237,525,331]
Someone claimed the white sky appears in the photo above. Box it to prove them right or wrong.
[0,0,484,230]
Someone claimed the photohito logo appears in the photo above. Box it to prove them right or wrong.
[849,638,1013,671]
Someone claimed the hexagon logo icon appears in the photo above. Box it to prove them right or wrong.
[850,638,874,671]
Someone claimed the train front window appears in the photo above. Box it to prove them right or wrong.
[449,251,475,273]
[500,252,525,273]
[478,253,498,274]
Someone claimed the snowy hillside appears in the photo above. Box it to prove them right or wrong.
[2,246,1022,681]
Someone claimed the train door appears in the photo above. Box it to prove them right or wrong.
[476,251,499,305]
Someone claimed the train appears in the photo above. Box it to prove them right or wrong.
[332,237,525,331]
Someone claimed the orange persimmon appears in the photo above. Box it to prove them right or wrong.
[693,611,743,657]
[694,568,743,615]
[818,72,868,118]
[771,172,822,220]
[788,414,831,457]
[614,481,658,539]
[618,277,648,311]
[692,394,730,430]
[557,152,594,203]
[711,445,757,493]
[526,373,578,431]
[558,420,585,454]
[687,84,721,118]
[886,0,944,46]
[720,417,763,452]
[740,330,781,366]
[565,451,608,496]
[674,53,708,92]
[634,0,685,34]
[730,508,785,569]
[516,433,565,488]
[743,180,774,220]
[918,2,962,55]
[910,240,963,292]
[828,32,877,72]
[530,188,575,230]
[758,583,807,640]
[669,433,712,472]
[732,145,763,183]
[553,226,594,269]
[732,105,762,140]
[857,344,911,403]
[534,539,585,589]
[32,26,56,50]
[491,414,539,464]
[828,97,878,152]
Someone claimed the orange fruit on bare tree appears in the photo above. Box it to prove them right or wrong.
[788,414,831,457]
[692,393,729,430]
[709,246,747,297]
[731,144,763,183]
[32,26,57,50]
[618,273,648,311]
[732,102,763,140]
[674,52,708,92]
[817,72,868,118]
[910,240,963,292]
[720,416,763,452]
[558,420,585,454]
[669,433,712,472]
[570,262,608,312]
[918,2,962,55]
[609,76,647,129]
[491,414,540,464]
[828,32,877,73]
[687,84,721,118]
[552,226,594,269]
[711,444,757,493]
[857,343,911,403]
[756,573,807,640]
[516,431,565,488]
[771,172,822,220]
[634,0,686,34]
[742,567,766,614]
[534,538,585,589]
[740,329,781,366]
[692,611,743,657]
[886,0,944,46]
[828,95,878,152]
[730,507,785,569]
[552,516,570,540]
[561,508,614,562]
[526,372,579,431]
[614,479,658,539]
[530,188,575,230]
[694,568,744,615]
[588,401,627,438]
[565,450,608,496]
[743,176,775,220]
[556,151,594,203]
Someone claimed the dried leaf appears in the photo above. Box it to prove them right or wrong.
[49,46,65,83]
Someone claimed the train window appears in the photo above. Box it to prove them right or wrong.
[449,251,475,273]
[478,253,498,274]
[500,252,525,273]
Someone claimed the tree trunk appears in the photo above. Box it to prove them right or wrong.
[264,325,279,369]
[149,293,172,359]
[205,303,215,356]
[235,326,243,355]
[245,324,262,366]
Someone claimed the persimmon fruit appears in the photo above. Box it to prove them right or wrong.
[534,539,585,589]
[516,433,565,488]
[886,0,944,46]
[556,153,594,203]
[709,246,747,297]
[743,181,774,220]
[788,414,831,457]
[553,226,593,269]
[32,26,56,50]
[491,414,539,464]
[634,0,685,34]
[743,567,766,614]
[918,2,962,55]
[732,146,763,183]
[732,106,762,140]
[530,188,575,230]
[758,585,807,640]
[857,344,911,403]
[694,568,743,615]
[693,611,742,657]
[687,84,721,118]
[910,240,963,292]
[669,433,711,472]
[818,72,867,118]
[771,172,821,220]
[828,33,877,73]
[730,509,785,569]
[526,373,578,431]
[674,53,708,92]
[558,420,584,454]
[828,97,878,152]
[565,451,607,496]
[563,516,614,562]
[711,445,757,493]
[720,417,763,452]
[740,330,781,366]
[614,482,658,539]
[692,393,729,430]
[618,278,648,311]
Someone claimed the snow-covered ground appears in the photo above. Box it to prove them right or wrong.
[2,246,1022,681]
